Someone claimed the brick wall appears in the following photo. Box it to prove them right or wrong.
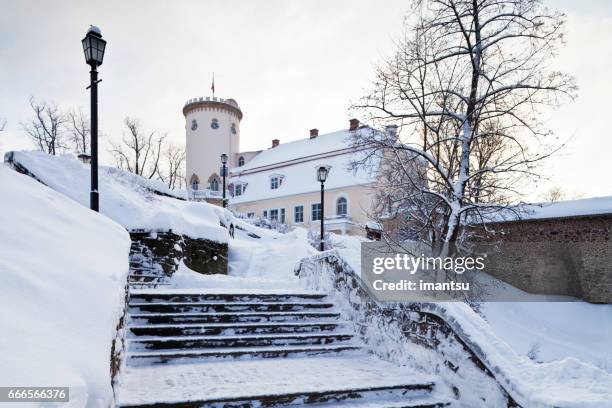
[468,214,612,303]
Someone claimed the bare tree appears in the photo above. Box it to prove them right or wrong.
[66,108,90,155]
[21,97,67,155]
[109,117,165,179]
[159,143,186,190]
[543,186,565,202]
[353,0,576,255]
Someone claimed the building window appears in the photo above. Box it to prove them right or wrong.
[210,178,219,191]
[270,177,279,190]
[270,209,279,221]
[235,184,242,196]
[238,156,245,167]
[247,212,255,218]
[280,208,286,223]
[211,118,219,129]
[191,119,198,131]
[294,205,304,223]
[190,174,200,191]
[312,203,322,221]
[231,123,237,134]
[263,210,268,219]
[336,197,348,217]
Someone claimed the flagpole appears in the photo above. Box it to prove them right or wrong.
[211,72,215,98]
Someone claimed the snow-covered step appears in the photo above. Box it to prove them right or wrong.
[129,290,328,304]
[127,344,362,365]
[128,301,335,314]
[128,321,347,337]
[129,310,342,325]
[127,332,356,351]
[305,397,451,408]
[117,356,443,407]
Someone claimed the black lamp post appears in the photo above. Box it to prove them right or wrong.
[82,26,106,212]
[317,165,329,251]
[220,153,228,208]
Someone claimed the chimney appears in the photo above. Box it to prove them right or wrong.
[309,128,319,139]
[272,138,280,148]
[349,118,360,131]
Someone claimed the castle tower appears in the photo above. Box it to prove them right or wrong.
[183,96,242,201]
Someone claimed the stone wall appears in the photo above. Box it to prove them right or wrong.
[468,214,612,303]
[129,230,228,276]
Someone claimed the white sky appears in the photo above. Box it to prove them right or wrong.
[1,0,611,200]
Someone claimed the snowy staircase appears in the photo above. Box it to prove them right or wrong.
[117,289,451,407]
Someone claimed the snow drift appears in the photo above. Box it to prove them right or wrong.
[0,164,130,406]
[7,151,230,243]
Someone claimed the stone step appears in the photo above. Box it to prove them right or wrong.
[128,333,356,351]
[127,301,335,314]
[129,311,341,325]
[127,344,362,365]
[129,290,328,304]
[128,321,346,337]
[117,382,439,407]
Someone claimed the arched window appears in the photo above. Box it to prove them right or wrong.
[210,178,219,192]
[336,197,348,217]
[190,174,200,190]
[238,156,245,167]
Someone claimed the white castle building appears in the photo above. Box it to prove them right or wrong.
[183,96,383,236]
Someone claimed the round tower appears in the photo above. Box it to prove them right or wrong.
[183,96,242,199]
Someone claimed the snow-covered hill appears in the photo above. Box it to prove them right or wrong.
[0,164,130,406]
[7,151,230,242]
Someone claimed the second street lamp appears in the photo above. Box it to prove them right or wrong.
[82,25,106,212]
[220,153,228,208]
[316,165,330,251]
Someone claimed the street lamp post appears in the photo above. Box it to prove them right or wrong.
[220,153,228,208]
[81,26,106,212]
[316,166,329,251]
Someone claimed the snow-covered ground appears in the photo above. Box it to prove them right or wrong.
[481,302,612,372]
[0,164,130,406]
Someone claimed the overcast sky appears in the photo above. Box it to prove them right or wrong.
[1,0,611,200]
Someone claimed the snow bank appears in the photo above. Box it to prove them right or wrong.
[427,302,612,407]
[0,165,130,407]
[8,151,229,242]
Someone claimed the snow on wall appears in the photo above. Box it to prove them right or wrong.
[496,196,612,222]
[296,251,612,408]
[0,164,131,407]
[8,151,229,242]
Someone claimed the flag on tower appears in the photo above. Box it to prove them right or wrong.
[211,73,215,97]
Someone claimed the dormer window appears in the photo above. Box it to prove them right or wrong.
[238,156,245,167]
[269,174,284,190]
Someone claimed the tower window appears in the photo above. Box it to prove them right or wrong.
[211,118,219,129]
[191,119,198,131]
[231,123,237,134]
[210,178,219,191]
[336,197,348,217]
[238,156,245,167]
